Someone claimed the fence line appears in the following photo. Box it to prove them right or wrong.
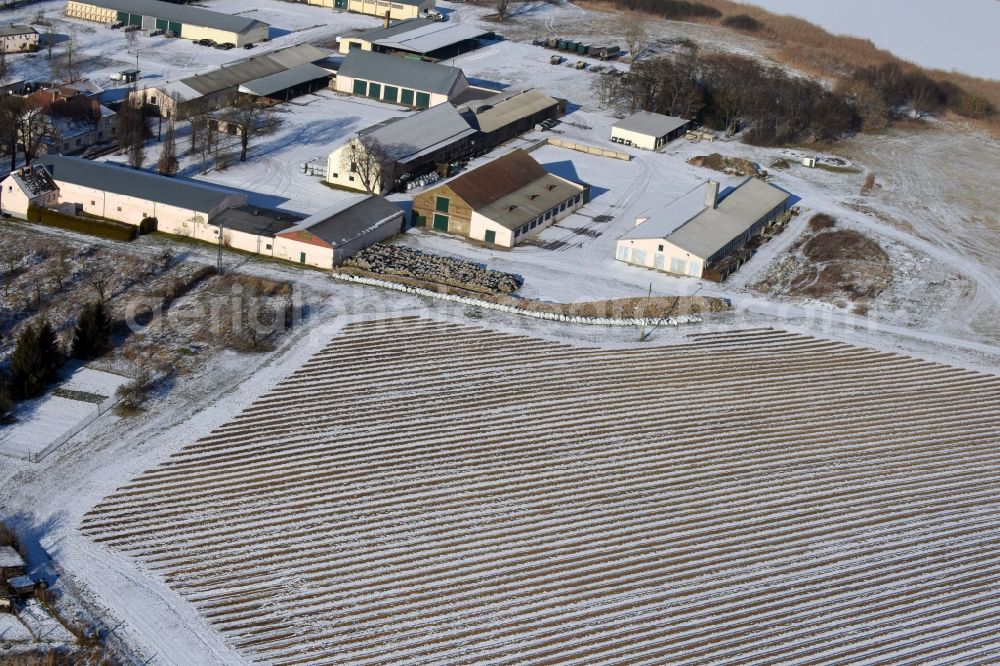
[330,273,703,328]
[545,138,631,161]
[27,395,120,463]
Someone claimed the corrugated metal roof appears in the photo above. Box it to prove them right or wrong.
[337,50,464,95]
[612,111,690,137]
[283,195,403,246]
[443,149,549,210]
[477,174,584,230]
[351,17,434,42]
[177,44,328,97]
[238,63,331,96]
[39,156,242,213]
[373,22,489,55]
[462,88,560,134]
[621,177,790,259]
[359,103,476,164]
[79,0,267,34]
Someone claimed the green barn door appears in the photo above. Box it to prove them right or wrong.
[432,214,448,231]
[484,230,496,244]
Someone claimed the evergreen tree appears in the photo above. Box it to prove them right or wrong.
[0,372,13,422]
[72,301,112,360]
[9,319,64,399]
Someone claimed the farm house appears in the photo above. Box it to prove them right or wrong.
[326,102,477,194]
[131,44,330,119]
[338,18,490,60]
[0,25,39,53]
[610,111,692,150]
[616,178,791,280]
[273,196,405,268]
[36,156,247,234]
[1,165,59,218]
[411,149,587,247]
[333,50,469,109]
[64,0,269,47]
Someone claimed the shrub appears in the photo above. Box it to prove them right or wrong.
[808,213,836,232]
[26,204,138,242]
[9,319,64,400]
[139,216,158,235]
[115,370,157,415]
[723,14,761,32]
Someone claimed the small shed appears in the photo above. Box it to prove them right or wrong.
[0,547,26,581]
[611,111,692,150]
[7,575,35,596]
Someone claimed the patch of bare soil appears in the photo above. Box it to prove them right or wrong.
[753,216,891,305]
[688,153,763,177]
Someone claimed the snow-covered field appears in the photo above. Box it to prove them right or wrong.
[0,366,128,460]
[79,317,1000,664]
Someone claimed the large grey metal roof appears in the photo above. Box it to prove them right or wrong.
[620,177,790,259]
[40,156,241,213]
[238,63,331,96]
[337,50,464,95]
[371,22,489,55]
[612,111,690,137]
[79,0,268,34]
[359,102,476,165]
[175,44,329,97]
[461,88,560,134]
[352,17,435,42]
[283,195,403,246]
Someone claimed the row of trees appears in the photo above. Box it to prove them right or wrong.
[0,302,112,421]
[594,52,855,146]
[594,49,994,146]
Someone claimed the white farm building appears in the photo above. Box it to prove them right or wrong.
[610,111,692,150]
[334,50,469,109]
[616,177,790,280]
[64,0,269,46]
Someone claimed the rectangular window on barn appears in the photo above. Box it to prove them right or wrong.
[435,196,449,213]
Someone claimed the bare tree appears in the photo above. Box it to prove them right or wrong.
[493,0,512,21]
[88,264,115,302]
[218,94,281,162]
[54,31,81,82]
[157,120,178,176]
[116,101,149,168]
[340,134,393,194]
[17,102,55,166]
[623,15,647,63]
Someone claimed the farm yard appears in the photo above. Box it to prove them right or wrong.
[80,316,1000,665]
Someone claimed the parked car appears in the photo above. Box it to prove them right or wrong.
[214,42,235,50]
[196,38,216,47]
[243,43,256,49]
[426,10,445,21]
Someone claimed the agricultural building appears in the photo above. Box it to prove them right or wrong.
[0,24,39,52]
[130,44,330,118]
[211,205,302,256]
[338,18,489,60]
[64,0,269,46]
[460,88,564,148]
[616,177,790,279]
[37,156,247,233]
[273,196,404,268]
[334,50,468,108]
[0,547,26,581]
[412,149,587,247]
[326,102,477,194]
[611,111,692,150]
[1,165,59,218]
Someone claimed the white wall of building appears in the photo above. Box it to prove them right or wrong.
[615,237,705,277]
[610,127,658,151]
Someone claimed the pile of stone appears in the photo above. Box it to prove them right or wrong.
[341,244,523,295]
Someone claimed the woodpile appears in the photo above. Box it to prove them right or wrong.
[340,245,523,295]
